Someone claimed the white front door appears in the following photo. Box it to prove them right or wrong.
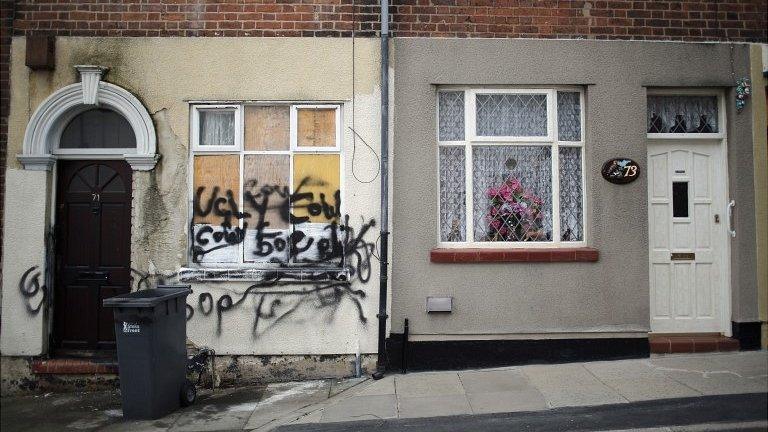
[648,140,729,333]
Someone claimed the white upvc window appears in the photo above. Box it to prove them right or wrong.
[189,102,343,267]
[646,88,726,140]
[437,87,586,248]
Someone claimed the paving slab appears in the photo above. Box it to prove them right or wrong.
[353,375,396,396]
[458,369,535,394]
[521,363,628,407]
[466,389,548,414]
[244,381,331,430]
[394,372,464,398]
[319,394,398,423]
[397,394,472,419]
[584,360,701,401]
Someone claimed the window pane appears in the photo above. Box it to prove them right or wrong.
[243,154,290,263]
[439,146,466,241]
[472,146,553,242]
[476,93,547,137]
[60,108,136,149]
[559,147,583,241]
[673,182,689,217]
[557,92,581,141]
[647,95,718,134]
[438,91,465,141]
[297,108,336,147]
[199,110,235,147]
[244,105,289,151]
[192,155,241,263]
[292,154,342,264]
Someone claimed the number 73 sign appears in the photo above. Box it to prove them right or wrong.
[601,158,641,184]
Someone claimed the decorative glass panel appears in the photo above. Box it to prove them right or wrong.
[559,147,583,241]
[472,146,552,242]
[439,146,466,242]
[438,91,465,141]
[476,93,547,137]
[557,92,581,141]
[60,108,136,149]
[647,95,718,134]
[199,110,235,147]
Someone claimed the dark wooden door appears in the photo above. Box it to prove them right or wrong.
[55,160,132,350]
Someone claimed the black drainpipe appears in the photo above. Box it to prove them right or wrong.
[375,0,390,378]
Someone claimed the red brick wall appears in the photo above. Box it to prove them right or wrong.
[8,1,767,41]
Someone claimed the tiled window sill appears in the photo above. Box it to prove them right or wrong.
[430,247,599,263]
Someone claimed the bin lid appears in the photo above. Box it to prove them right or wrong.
[103,285,192,308]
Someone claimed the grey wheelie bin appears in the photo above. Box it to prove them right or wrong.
[103,285,192,420]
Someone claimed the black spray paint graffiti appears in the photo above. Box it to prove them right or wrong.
[191,176,344,264]
[185,216,377,337]
[19,266,49,315]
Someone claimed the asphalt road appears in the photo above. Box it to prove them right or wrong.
[276,393,768,432]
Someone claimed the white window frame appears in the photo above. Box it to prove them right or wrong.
[191,104,243,152]
[645,88,726,140]
[188,102,344,268]
[290,104,342,152]
[437,86,587,249]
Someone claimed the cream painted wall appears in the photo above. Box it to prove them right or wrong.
[2,37,382,356]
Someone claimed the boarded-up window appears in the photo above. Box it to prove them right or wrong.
[245,106,289,151]
[191,103,342,266]
[296,107,337,148]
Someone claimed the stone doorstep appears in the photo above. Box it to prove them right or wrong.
[31,358,119,375]
[649,333,740,355]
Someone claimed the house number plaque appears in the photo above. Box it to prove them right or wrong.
[601,158,640,184]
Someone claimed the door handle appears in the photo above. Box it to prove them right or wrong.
[727,200,736,238]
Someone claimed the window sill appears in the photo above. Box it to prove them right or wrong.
[430,247,599,263]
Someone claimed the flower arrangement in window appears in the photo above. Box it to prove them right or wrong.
[484,177,546,241]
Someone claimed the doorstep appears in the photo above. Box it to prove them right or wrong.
[31,357,118,375]
[649,333,739,354]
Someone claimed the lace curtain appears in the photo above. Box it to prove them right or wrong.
[647,96,718,134]
[439,146,467,241]
[200,110,235,146]
[559,147,583,241]
[472,146,553,242]
[476,94,548,137]
[439,91,465,141]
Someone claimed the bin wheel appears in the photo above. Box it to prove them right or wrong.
[180,380,196,407]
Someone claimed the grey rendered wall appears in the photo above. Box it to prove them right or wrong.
[391,39,757,337]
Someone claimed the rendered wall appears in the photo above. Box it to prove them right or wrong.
[391,38,758,338]
[1,36,383,357]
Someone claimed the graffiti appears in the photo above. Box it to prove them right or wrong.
[19,266,49,315]
[191,177,348,265]
[185,215,377,336]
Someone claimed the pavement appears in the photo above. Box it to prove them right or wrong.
[1,351,766,432]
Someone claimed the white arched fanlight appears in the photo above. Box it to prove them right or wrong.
[18,65,159,171]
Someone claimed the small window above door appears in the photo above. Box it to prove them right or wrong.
[646,91,724,139]
[58,108,137,151]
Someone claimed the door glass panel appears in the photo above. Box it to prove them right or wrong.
[672,181,689,218]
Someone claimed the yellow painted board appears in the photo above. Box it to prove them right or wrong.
[297,108,336,148]
[292,154,340,223]
[193,154,240,225]
[244,105,290,151]
[243,154,290,229]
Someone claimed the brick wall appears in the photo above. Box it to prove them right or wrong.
[8,1,767,41]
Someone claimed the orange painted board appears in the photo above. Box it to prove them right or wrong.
[193,154,240,225]
[292,154,340,223]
